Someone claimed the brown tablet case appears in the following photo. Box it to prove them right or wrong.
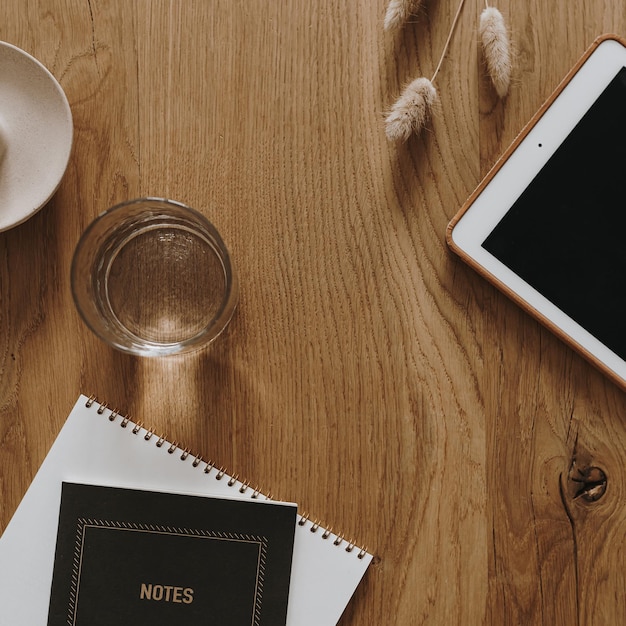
[446,34,626,391]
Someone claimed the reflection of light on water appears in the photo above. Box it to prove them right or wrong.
[152,314,182,341]
[107,226,226,344]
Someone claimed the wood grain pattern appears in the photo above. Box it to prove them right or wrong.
[1,1,625,624]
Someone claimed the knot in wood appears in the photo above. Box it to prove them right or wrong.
[570,466,607,502]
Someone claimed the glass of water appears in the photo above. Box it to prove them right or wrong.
[71,197,238,356]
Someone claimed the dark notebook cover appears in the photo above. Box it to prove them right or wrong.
[47,482,297,626]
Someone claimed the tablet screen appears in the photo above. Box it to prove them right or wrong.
[482,66,626,360]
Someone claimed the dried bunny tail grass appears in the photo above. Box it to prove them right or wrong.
[385,77,438,142]
[384,0,464,141]
[479,6,512,98]
[384,0,424,31]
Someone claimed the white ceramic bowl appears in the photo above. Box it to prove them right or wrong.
[0,41,73,232]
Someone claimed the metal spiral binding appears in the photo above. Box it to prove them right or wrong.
[296,512,368,558]
[85,397,256,495]
[85,395,369,559]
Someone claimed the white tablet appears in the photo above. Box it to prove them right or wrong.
[447,34,626,391]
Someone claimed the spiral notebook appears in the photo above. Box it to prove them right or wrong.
[0,395,372,626]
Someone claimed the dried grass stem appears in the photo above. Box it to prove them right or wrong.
[431,0,468,83]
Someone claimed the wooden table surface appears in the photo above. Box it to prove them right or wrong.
[2,1,626,624]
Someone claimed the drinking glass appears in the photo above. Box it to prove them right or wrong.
[71,197,238,356]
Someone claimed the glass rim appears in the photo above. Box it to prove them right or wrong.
[71,197,239,356]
